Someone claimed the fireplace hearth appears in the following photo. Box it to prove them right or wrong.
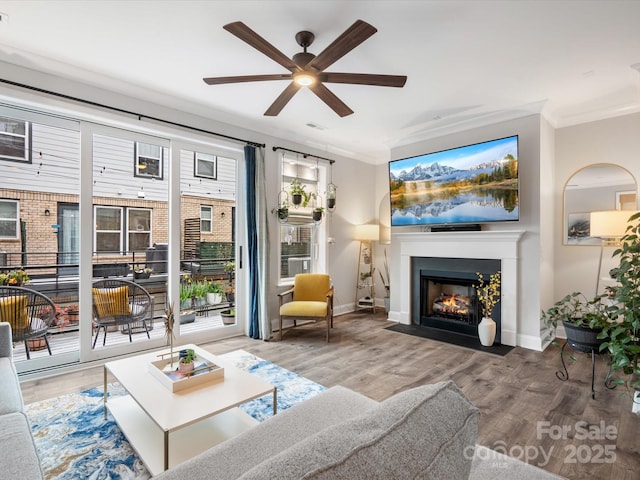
[412,257,501,345]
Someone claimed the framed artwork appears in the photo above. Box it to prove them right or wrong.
[566,212,600,245]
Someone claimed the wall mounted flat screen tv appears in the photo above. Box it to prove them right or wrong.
[389,135,519,226]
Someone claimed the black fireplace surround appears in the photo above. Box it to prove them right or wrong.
[411,256,501,345]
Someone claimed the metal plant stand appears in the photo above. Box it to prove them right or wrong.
[556,341,616,399]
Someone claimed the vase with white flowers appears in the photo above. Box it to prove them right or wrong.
[475,271,501,346]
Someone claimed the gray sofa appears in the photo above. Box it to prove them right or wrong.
[155,379,563,479]
[0,322,44,480]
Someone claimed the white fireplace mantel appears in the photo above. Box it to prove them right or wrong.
[394,230,524,346]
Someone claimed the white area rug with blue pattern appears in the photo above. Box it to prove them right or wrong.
[25,349,326,479]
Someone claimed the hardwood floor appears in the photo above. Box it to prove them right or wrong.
[20,311,640,479]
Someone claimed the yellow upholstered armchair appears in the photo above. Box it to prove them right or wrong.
[278,273,334,342]
[0,286,57,359]
[92,279,153,348]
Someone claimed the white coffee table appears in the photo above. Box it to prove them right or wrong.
[104,345,276,475]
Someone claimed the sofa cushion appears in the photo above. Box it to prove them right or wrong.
[0,412,43,479]
[0,357,24,415]
[238,381,479,480]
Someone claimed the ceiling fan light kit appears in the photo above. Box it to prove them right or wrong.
[203,19,407,117]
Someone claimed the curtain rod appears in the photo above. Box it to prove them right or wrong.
[0,78,265,148]
[272,146,336,164]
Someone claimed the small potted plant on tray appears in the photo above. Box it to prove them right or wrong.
[178,348,197,374]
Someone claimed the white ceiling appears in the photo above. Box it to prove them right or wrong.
[0,0,639,164]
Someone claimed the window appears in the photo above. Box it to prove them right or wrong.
[128,208,152,252]
[95,206,123,253]
[280,223,315,278]
[135,142,163,179]
[194,152,217,179]
[201,206,212,233]
[0,116,30,162]
[278,156,328,282]
[0,200,19,238]
[95,206,152,253]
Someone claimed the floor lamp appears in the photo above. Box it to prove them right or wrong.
[589,210,634,297]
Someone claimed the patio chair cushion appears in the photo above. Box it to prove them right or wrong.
[0,296,29,333]
[93,287,131,318]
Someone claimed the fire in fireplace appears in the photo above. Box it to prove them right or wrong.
[432,293,471,319]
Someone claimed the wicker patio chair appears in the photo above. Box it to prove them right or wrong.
[0,285,56,359]
[92,278,153,348]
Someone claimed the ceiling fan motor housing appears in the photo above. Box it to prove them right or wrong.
[293,51,316,67]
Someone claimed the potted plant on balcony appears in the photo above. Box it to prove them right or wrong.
[193,281,208,307]
[133,266,153,279]
[63,304,80,326]
[179,282,194,310]
[0,269,30,286]
[206,281,224,305]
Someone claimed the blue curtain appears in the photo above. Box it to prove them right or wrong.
[245,145,270,339]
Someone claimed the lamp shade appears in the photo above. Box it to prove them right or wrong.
[590,210,637,238]
[354,224,380,241]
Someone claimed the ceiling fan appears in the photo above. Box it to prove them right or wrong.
[203,20,407,117]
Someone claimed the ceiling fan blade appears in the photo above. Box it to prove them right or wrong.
[264,82,301,116]
[224,22,301,73]
[308,83,354,117]
[321,73,407,87]
[203,74,292,85]
[306,20,377,72]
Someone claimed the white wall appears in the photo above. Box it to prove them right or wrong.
[554,113,640,300]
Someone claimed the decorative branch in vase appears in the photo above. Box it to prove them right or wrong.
[475,271,501,346]
[165,302,176,368]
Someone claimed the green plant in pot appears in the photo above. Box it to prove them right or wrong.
[275,205,289,222]
[601,211,640,393]
[178,348,197,374]
[541,291,611,355]
[312,206,324,222]
[289,178,312,207]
